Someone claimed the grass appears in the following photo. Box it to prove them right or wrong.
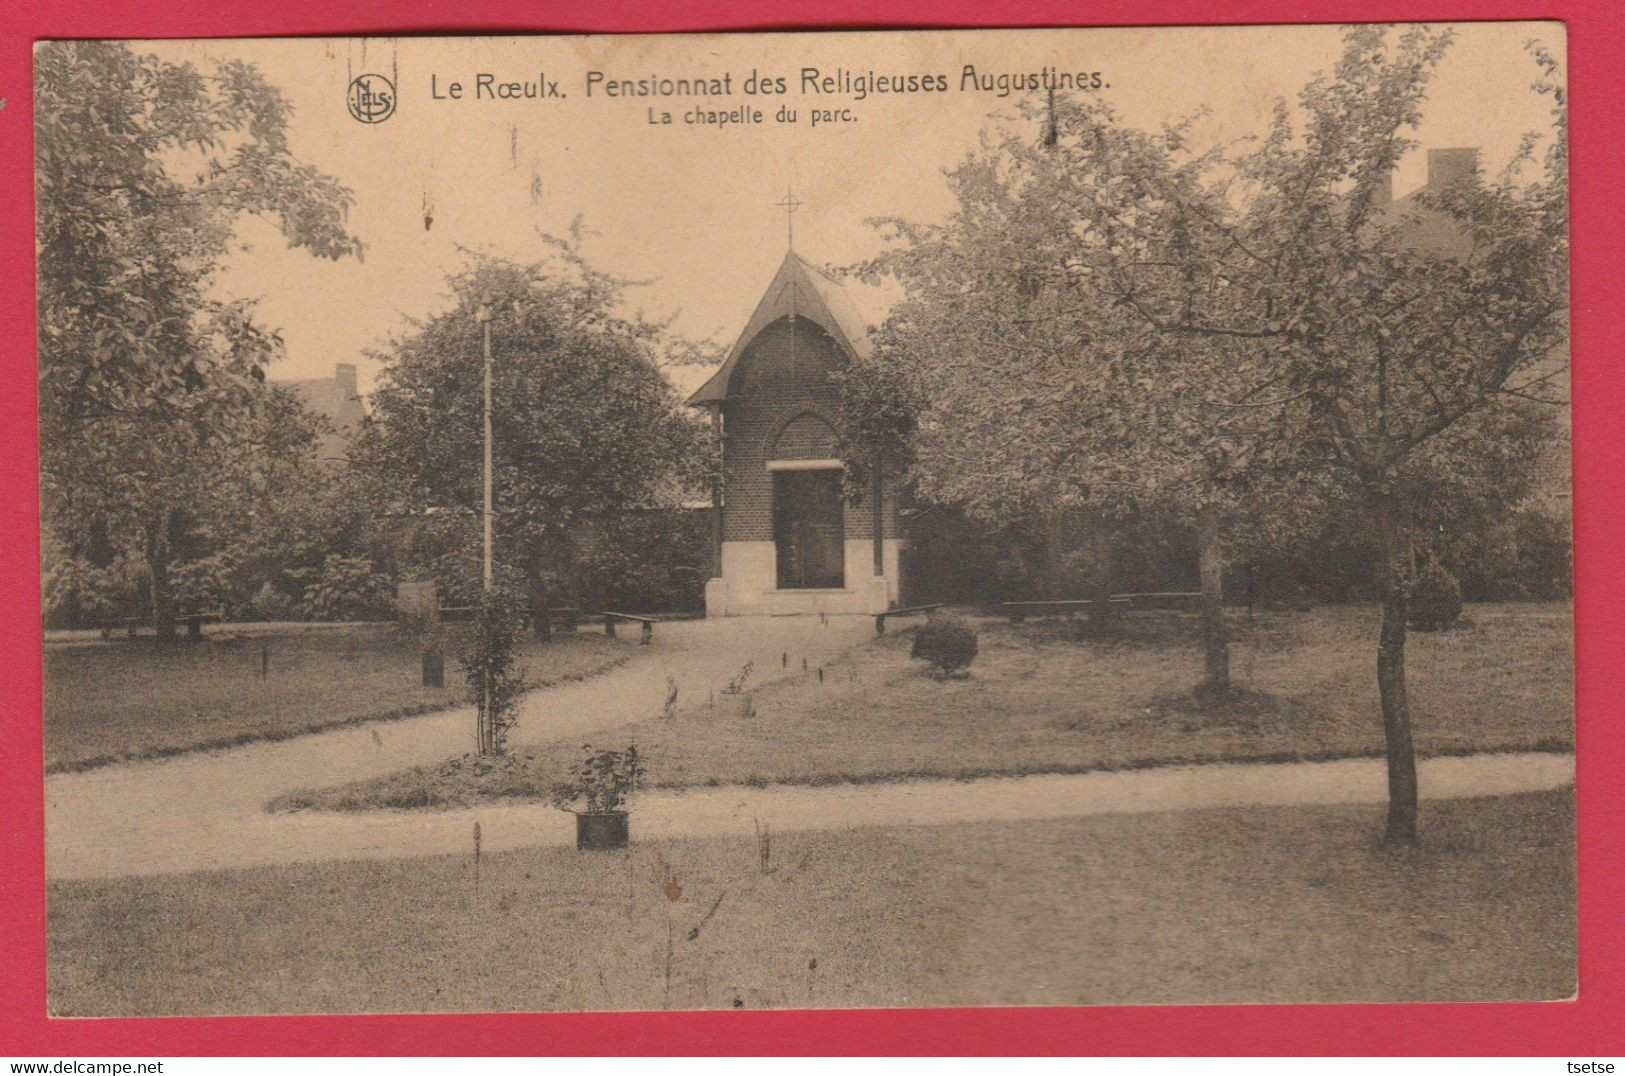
[45,789,1576,1014]
[276,603,1573,811]
[43,626,631,773]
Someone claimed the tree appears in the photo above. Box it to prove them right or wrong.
[999,26,1566,842]
[847,119,1323,666]
[357,239,707,604]
[35,41,363,638]
[855,26,1565,842]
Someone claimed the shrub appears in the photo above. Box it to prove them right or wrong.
[459,586,530,755]
[911,611,978,676]
[549,744,644,814]
[244,581,300,622]
[298,555,394,621]
[171,554,236,613]
[42,557,130,628]
[1410,560,1464,632]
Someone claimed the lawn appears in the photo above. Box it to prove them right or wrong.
[43,626,631,773]
[46,789,1576,1014]
[278,603,1572,811]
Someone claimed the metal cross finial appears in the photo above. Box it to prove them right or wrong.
[777,188,804,250]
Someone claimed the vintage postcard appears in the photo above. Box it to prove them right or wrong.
[36,23,1572,1016]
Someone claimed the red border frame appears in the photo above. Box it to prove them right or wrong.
[2,0,1620,1056]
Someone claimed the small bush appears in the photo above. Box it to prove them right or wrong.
[298,555,394,621]
[244,581,300,622]
[459,586,531,755]
[911,611,979,676]
[1410,560,1464,632]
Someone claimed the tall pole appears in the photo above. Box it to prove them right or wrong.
[480,307,494,591]
[475,302,493,755]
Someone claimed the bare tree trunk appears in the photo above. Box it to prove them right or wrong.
[1374,492,1419,845]
[1196,505,1230,700]
[146,512,176,643]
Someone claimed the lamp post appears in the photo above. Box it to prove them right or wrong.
[476,302,494,591]
[473,301,494,755]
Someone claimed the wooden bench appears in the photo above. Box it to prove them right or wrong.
[999,593,1202,622]
[599,611,656,645]
[874,603,942,635]
[438,605,579,635]
[115,610,224,640]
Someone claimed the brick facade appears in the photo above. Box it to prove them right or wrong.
[720,317,900,544]
[689,250,907,615]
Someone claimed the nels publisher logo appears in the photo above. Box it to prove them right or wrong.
[347,73,396,124]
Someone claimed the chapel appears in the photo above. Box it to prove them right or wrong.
[686,247,905,616]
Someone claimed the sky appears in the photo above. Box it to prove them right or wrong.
[136,22,1566,399]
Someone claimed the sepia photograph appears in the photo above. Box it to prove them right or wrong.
[34,22,1573,1017]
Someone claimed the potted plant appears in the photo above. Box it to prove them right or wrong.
[717,661,754,717]
[551,744,644,851]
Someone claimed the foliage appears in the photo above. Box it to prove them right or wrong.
[355,239,708,603]
[42,555,130,628]
[910,612,979,676]
[858,26,1567,842]
[1409,561,1465,632]
[458,586,531,755]
[243,581,300,622]
[564,508,710,613]
[549,744,645,814]
[294,555,394,621]
[34,41,363,638]
[170,553,237,613]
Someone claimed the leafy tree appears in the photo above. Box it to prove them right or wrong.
[357,239,707,604]
[856,26,1565,842]
[35,41,363,638]
[848,121,1324,668]
[998,26,1565,842]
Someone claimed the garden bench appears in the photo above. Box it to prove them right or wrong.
[599,611,656,645]
[114,610,224,640]
[437,605,578,631]
[999,592,1201,622]
[874,603,942,635]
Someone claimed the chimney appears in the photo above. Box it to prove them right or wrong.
[1427,147,1479,190]
[334,362,358,399]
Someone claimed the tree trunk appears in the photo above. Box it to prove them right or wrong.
[1196,506,1230,700]
[1085,512,1117,637]
[146,513,176,643]
[1374,492,1419,845]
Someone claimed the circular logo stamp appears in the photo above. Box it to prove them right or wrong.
[347,73,396,124]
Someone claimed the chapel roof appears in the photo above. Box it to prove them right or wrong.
[686,250,873,407]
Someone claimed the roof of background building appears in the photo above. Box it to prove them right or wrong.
[275,363,366,464]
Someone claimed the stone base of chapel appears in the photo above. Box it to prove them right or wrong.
[703,540,903,617]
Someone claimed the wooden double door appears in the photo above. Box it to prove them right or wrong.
[773,469,845,589]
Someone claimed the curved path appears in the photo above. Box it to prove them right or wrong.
[45,615,875,881]
[45,615,1574,882]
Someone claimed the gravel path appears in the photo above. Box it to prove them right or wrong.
[45,614,876,881]
[45,613,1573,882]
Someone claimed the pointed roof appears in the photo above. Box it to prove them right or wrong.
[686,251,873,406]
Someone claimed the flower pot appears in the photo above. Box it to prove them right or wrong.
[718,690,754,718]
[576,810,629,851]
